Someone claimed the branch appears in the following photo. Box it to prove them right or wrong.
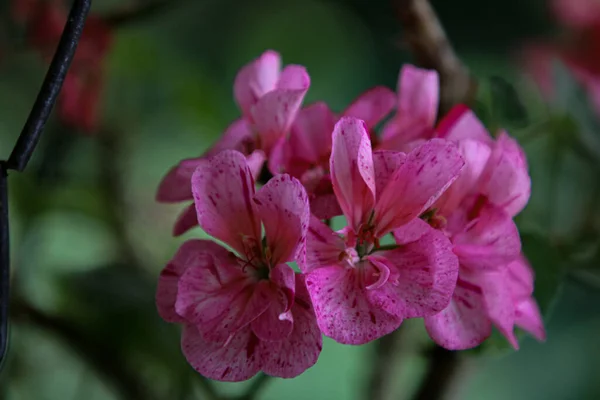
[395,0,476,114]
[0,165,9,367]
[11,299,154,400]
[412,345,461,400]
[7,0,92,172]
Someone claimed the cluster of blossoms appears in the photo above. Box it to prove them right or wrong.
[156,51,546,381]
[13,0,112,133]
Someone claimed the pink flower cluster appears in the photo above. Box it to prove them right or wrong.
[156,51,546,381]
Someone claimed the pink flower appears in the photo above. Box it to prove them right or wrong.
[156,150,321,381]
[302,117,464,344]
[156,50,310,235]
[268,87,396,219]
[378,65,440,152]
[16,0,112,134]
[414,109,542,349]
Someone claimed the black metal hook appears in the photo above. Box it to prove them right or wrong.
[0,0,92,367]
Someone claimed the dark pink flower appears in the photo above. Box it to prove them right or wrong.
[413,109,542,349]
[378,65,439,152]
[302,117,463,344]
[268,86,396,219]
[156,50,309,235]
[156,150,321,381]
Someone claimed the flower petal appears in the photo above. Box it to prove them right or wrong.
[478,131,531,217]
[234,50,281,119]
[181,325,261,382]
[204,119,254,158]
[277,65,311,90]
[373,150,407,196]
[289,102,336,164]
[436,105,492,144]
[156,158,203,203]
[507,255,535,299]
[434,139,492,215]
[252,87,309,155]
[172,203,198,236]
[305,265,402,344]
[156,239,231,323]
[374,139,464,236]
[342,86,396,129]
[379,116,432,151]
[479,271,518,349]
[515,297,546,341]
[176,266,272,344]
[251,265,296,342]
[397,65,439,128]
[254,174,309,266]
[192,150,261,255]
[259,274,322,378]
[367,223,458,318]
[330,117,376,230]
[424,277,491,350]
[453,203,521,271]
[305,215,346,273]
[310,192,343,220]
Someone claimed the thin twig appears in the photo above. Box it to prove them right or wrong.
[412,345,460,400]
[7,0,92,172]
[11,299,154,400]
[394,0,476,115]
[0,165,9,367]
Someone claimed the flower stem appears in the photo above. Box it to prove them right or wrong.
[412,345,461,400]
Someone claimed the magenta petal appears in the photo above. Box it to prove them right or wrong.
[479,271,518,349]
[277,65,311,90]
[367,223,458,318]
[310,192,343,220]
[424,278,492,350]
[392,218,431,245]
[305,265,402,344]
[173,203,198,236]
[181,325,260,382]
[156,239,230,323]
[252,88,309,155]
[436,105,493,144]
[156,158,204,203]
[374,139,465,236]
[380,116,432,151]
[342,86,396,129]
[246,150,266,181]
[306,215,346,273]
[373,150,407,196]
[453,204,521,271]
[478,131,531,217]
[234,50,281,119]
[259,274,322,378]
[507,255,535,299]
[254,174,309,266]
[515,297,546,341]
[398,65,439,127]
[204,118,254,158]
[192,150,261,255]
[434,139,492,215]
[290,102,336,164]
[270,263,296,311]
[330,117,376,230]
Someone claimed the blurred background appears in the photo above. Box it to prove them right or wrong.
[1,0,600,399]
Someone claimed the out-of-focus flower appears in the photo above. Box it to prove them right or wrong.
[15,0,112,134]
[156,150,321,381]
[303,117,463,345]
[268,86,396,219]
[156,50,310,235]
[412,107,543,350]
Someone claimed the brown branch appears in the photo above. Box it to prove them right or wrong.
[395,0,476,114]
[412,345,461,400]
[11,299,154,400]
